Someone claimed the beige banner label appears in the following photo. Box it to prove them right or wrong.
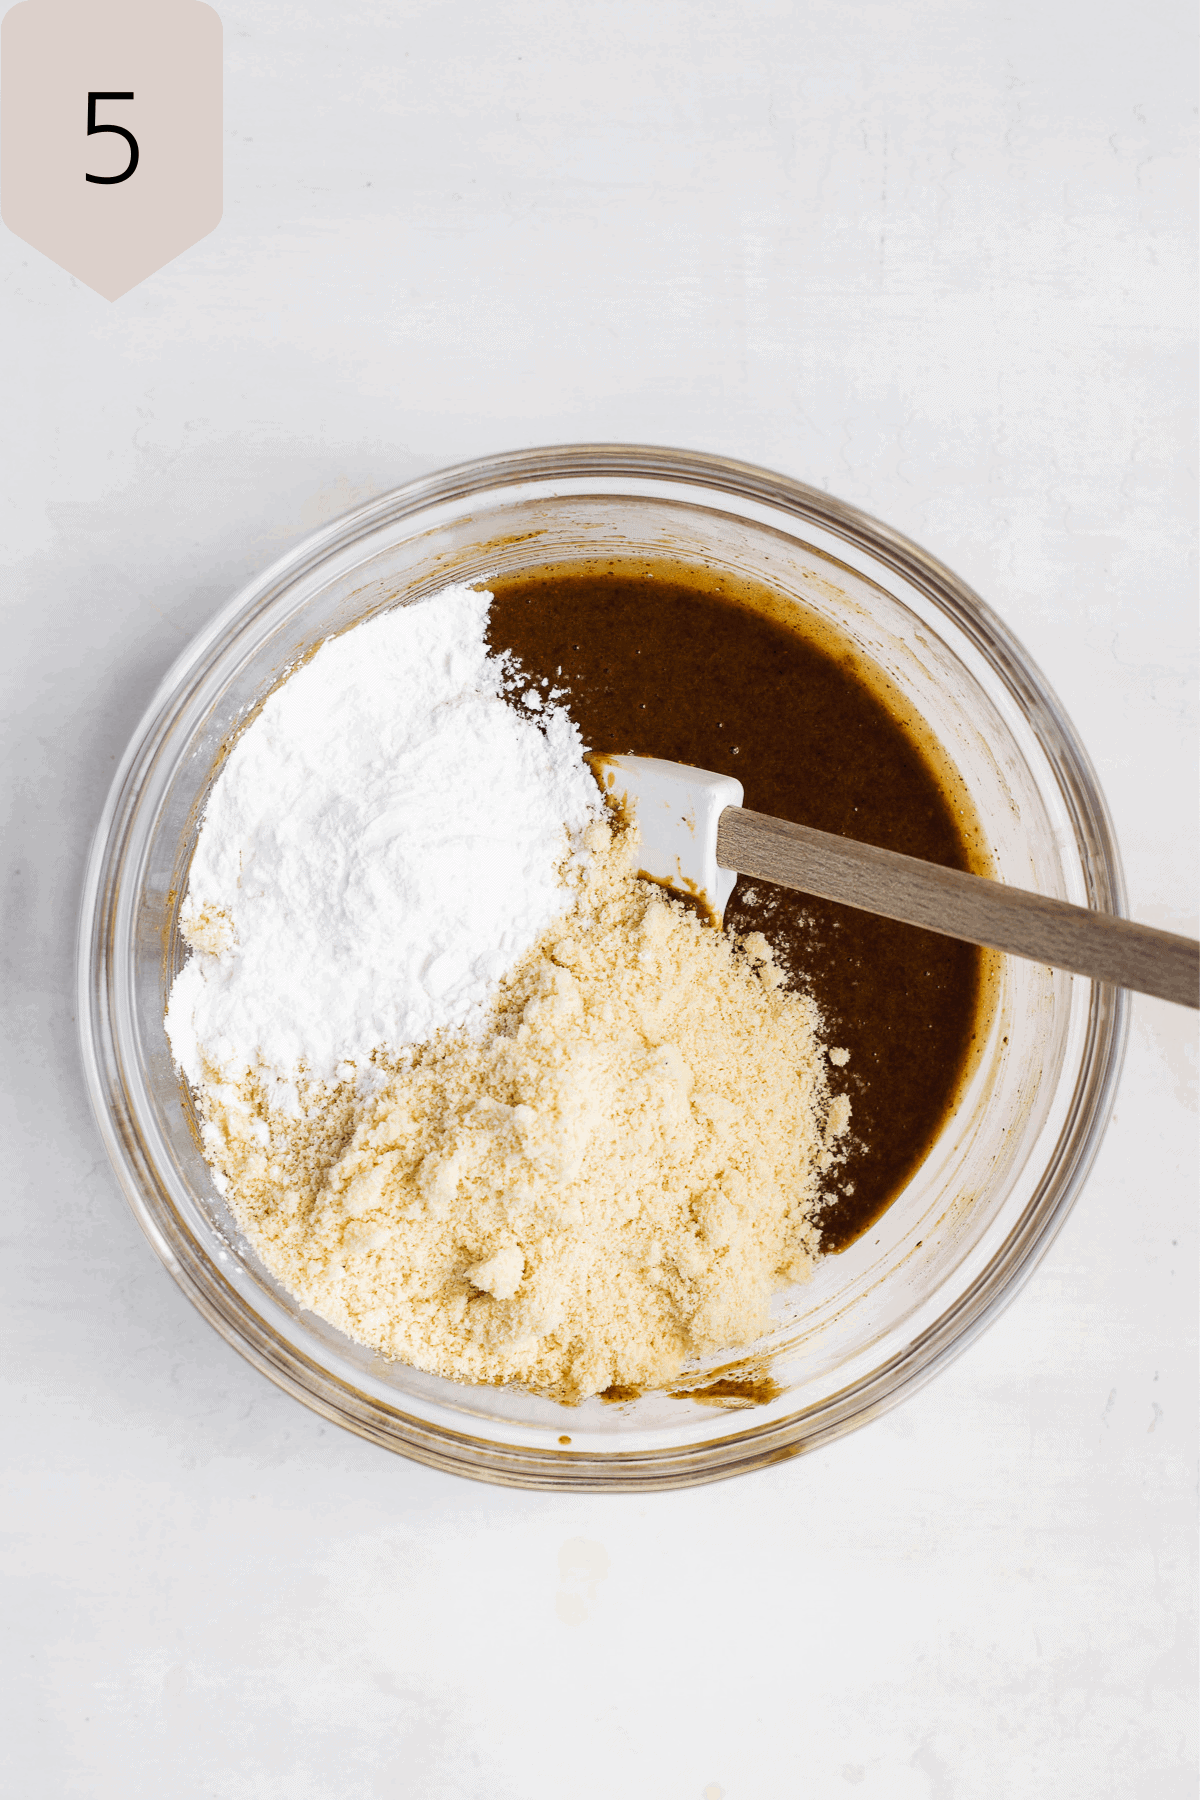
[1,0,222,299]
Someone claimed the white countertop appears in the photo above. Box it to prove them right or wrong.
[3,3,1195,1794]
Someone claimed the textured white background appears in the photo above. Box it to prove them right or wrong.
[2,2,1196,1795]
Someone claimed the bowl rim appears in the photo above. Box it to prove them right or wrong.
[77,442,1129,1490]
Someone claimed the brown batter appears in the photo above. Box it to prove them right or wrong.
[486,559,992,1251]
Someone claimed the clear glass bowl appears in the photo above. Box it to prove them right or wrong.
[79,445,1128,1490]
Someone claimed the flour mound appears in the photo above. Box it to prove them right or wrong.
[166,585,601,1090]
[197,827,847,1401]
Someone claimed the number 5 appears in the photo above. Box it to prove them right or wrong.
[86,91,138,184]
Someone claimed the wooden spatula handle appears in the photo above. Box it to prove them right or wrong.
[716,806,1199,1009]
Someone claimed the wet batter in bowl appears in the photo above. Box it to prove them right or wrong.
[486,559,993,1251]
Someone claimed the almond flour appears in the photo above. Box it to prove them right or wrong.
[194,821,847,1400]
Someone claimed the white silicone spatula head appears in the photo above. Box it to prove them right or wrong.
[584,753,744,925]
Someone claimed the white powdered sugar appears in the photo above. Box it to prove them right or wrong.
[165,584,601,1096]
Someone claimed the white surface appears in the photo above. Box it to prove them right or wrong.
[2,1,1195,1794]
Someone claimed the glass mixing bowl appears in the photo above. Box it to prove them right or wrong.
[79,445,1127,1490]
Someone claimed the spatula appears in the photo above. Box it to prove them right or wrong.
[585,754,1198,1010]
